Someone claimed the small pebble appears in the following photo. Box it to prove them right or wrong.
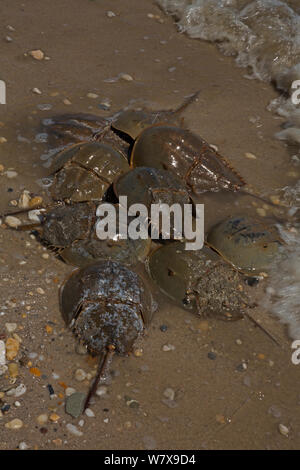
[236,339,242,345]
[0,137,7,144]
[49,413,60,423]
[74,368,86,382]
[120,73,133,82]
[65,392,86,418]
[18,442,29,450]
[236,362,247,372]
[207,351,217,360]
[8,362,18,378]
[0,340,6,365]
[5,35,13,42]
[162,344,175,352]
[63,98,72,105]
[36,287,45,295]
[5,216,21,228]
[96,385,108,397]
[5,323,17,333]
[85,408,95,418]
[5,170,17,178]
[66,423,83,436]
[29,196,43,207]
[278,423,289,437]
[18,190,31,209]
[160,324,168,332]
[65,387,76,397]
[106,10,116,17]
[29,49,44,60]
[134,348,143,357]
[32,88,42,95]
[87,92,98,99]
[5,418,23,429]
[78,419,84,427]
[163,388,175,401]
[26,209,41,224]
[37,414,48,425]
[6,337,19,360]
[245,152,257,160]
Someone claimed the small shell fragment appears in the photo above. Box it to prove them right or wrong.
[245,152,257,160]
[5,216,21,228]
[278,423,289,437]
[29,49,44,60]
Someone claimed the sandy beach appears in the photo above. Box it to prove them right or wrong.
[0,0,299,450]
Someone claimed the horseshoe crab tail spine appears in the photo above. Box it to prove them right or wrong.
[83,345,115,412]
[239,188,284,209]
[244,312,281,347]
[173,90,200,116]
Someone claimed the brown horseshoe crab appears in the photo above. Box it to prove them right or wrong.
[49,141,130,203]
[10,202,151,268]
[147,241,248,321]
[114,167,191,239]
[206,215,283,275]
[130,125,245,195]
[111,91,199,140]
[60,260,154,410]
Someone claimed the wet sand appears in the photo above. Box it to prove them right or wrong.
[0,0,299,450]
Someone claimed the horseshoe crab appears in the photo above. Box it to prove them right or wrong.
[114,167,191,238]
[50,141,130,203]
[130,126,245,195]
[111,91,199,140]
[147,242,248,321]
[60,260,154,410]
[206,216,283,275]
[13,202,151,268]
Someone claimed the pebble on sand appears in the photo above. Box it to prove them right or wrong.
[49,413,60,423]
[96,385,108,397]
[5,418,23,430]
[32,88,42,95]
[0,137,7,143]
[36,414,48,425]
[162,344,175,352]
[5,170,18,178]
[5,323,17,333]
[74,368,86,382]
[278,423,289,437]
[0,341,6,365]
[119,73,134,82]
[5,216,21,228]
[66,423,83,437]
[8,362,18,378]
[245,152,257,160]
[5,337,20,360]
[29,49,44,60]
[65,392,86,418]
[163,388,175,401]
[87,92,98,99]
